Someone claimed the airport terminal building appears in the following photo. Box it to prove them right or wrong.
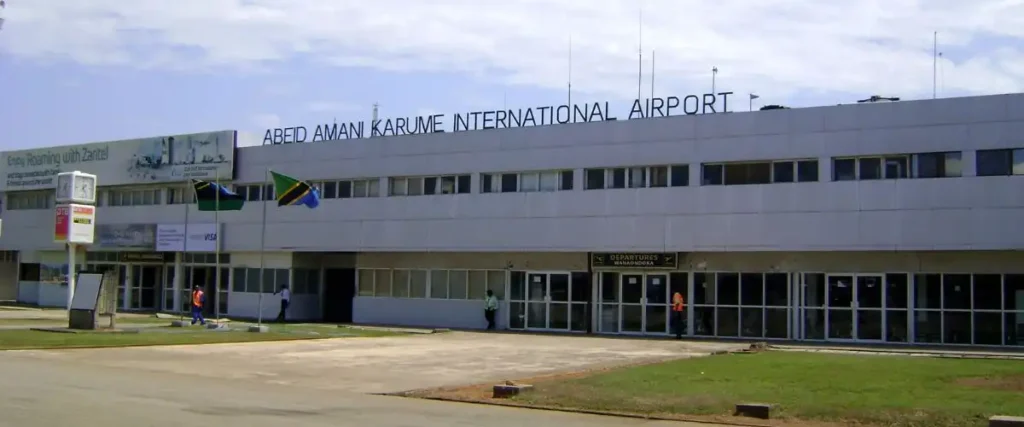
[1,92,1023,348]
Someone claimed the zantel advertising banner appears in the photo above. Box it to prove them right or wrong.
[1,130,237,191]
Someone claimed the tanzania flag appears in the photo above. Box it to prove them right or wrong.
[192,179,245,211]
[270,171,320,209]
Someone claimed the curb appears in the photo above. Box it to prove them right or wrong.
[769,345,1024,361]
[401,395,770,427]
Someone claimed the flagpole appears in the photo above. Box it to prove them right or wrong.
[214,167,221,321]
[256,168,269,327]
[180,179,190,322]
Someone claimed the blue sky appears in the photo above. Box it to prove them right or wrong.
[0,0,1021,150]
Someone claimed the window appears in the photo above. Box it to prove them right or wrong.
[585,165,688,190]
[235,184,264,201]
[703,159,815,186]
[291,268,321,295]
[389,175,471,196]
[835,153,961,180]
[6,191,54,210]
[482,170,574,193]
[105,188,161,206]
[976,148,1024,176]
[231,268,285,293]
[319,178,379,199]
[914,152,961,178]
[356,268,505,299]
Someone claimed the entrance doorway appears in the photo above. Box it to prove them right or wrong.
[511,271,587,332]
[598,272,681,335]
[826,274,884,341]
[128,265,164,310]
[323,268,355,323]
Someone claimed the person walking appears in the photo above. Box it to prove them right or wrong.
[274,284,291,322]
[190,285,206,326]
[672,291,686,339]
[484,289,499,330]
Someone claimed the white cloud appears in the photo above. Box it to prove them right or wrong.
[1,0,1022,105]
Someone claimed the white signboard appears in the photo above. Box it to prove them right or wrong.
[54,204,96,244]
[0,130,236,191]
[156,223,220,252]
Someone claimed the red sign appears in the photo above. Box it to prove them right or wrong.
[54,205,70,243]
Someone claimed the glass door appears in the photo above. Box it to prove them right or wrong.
[826,274,884,341]
[526,273,548,329]
[618,273,670,335]
[826,275,854,339]
[523,272,573,331]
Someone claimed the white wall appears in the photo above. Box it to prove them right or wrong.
[354,297,506,330]
[2,93,1024,253]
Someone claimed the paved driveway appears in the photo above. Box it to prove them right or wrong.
[8,331,744,393]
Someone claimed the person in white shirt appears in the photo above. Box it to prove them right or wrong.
[484,290,499,330]
[274,284,291,322]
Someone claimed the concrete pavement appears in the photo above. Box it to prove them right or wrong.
[0,331,744,426]
[0,353,719,427]
[8,331,744,393]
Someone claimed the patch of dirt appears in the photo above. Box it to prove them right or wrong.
[954,374,1024,392]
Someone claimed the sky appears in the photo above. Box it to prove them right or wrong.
[0,0,1022,150]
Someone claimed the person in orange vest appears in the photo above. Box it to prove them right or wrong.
[190,285,206,326]
[672,291,685,339]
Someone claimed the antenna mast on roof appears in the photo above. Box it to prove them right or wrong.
[650,49,655,101]
[637,8,643,101]
[568,34,573,106]
[932,31,938,99]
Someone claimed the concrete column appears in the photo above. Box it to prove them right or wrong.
[123,264,133,310]
[172,252,183,313]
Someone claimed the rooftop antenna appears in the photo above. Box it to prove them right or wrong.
[371,103,379,137]
[568,34,573,106]
[712,66,718,93]
[932,31,942,99]
[650,49,655,101]
[637,8,643,102]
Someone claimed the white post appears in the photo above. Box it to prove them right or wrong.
[256,168,269,326]
[214,168,221,319]
[66,243,77,312]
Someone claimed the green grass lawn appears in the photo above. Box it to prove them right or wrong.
[0,324,402,350]
[513,351,1024,427]
[0,317,172,326]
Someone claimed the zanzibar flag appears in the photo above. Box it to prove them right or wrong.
[192,179,245,211]
[271,171,320,209]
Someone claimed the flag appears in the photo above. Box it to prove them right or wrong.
[750,93,760,100]
[270,171,319,209]
[192,179,245,211]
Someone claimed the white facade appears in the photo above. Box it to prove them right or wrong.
[2,93,1024,346]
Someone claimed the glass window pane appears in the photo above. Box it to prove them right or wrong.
[430,270,448,299]
[520,173,540,192]
[628,167,646,188]
[859,158,881,180]
[501,174,518,192]
[976,149,1011,176]
[449,270,468,299]
[358,269,375,296]
[670,165,689,187]
[772,162,794,183]
[539,172,559,191]
[323,181,337,199]
[339,180,353,198]
[944,152,963,177]
[610,168,626,188]
[390,178,407,196]
[410,270,428,298]
[457,174,471,193]
[353,180,368,197]
[884,156,908,179]
[559,170,574,190]
[797,160,818,182]
[392,270,410,298]
[487,270,506,299]
[585,168,604,189]
[408,178,424,196]
[702,164,723,185]
[232,268,246,292]
[468,270,487,300]
[1013,149,1024,175]
[374,270,392,297]
[441,176,457,194]
[833,158,856,181]
[368,179,380,197]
